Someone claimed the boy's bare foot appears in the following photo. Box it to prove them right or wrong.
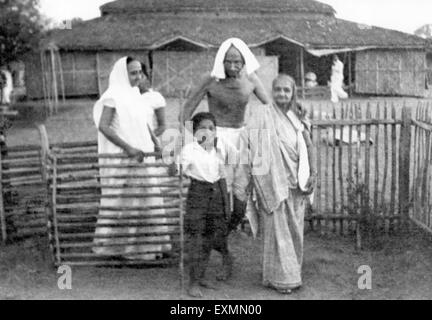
[199,279,219,290]
[216,254,233,281]
[187,283,203,298]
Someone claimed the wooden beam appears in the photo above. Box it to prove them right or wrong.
[300,47,305,99]
[0,142,6,243]
[50,48,59,114]
[96,52,102,96]
[348,52,353,95]
[399,104,412,230]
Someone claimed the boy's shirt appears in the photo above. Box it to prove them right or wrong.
[179,137,238,183]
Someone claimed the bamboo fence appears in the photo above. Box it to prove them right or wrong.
[1,100,430,256]
[410,101,432,235]
[305,100,412,246]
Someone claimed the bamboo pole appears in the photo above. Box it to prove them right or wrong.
[52,155,61,264]
[96,52,102,96]
[324,106,330,235]
[178,87,189,298]
[374,104,380,227]
[57,212,180,220]
[56,51,66,104]
[316,103,322,232]
[50,48,59,114]
[0,144,7,242]
[61,251,180,260]
[347,103,354,234]
[300,48,305,99]
[56,260,178,267]
[40,50,50,117]
[398,103,412,230]
[58,221,180,229]
[365,103,372,240]
[338,104,345,234]
[348,52,353,96]
[355,103,362,250]
[61,239,177,250]
[390,104,397,232]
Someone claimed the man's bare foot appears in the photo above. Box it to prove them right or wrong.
[199,279,219,290]
[187,283,203,298]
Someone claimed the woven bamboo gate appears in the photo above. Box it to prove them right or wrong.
[410,101,432,234]
[304,100,412,247]
[44,141,187,269]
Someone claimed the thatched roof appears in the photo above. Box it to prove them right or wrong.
[43,13,426,51]
[100,0,336,15]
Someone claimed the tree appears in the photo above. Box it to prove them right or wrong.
[0,0,46,66]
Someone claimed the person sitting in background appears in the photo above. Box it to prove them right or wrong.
[139,62,166,136]
[305,72,318,88]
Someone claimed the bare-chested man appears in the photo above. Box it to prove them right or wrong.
[183,38,270,187]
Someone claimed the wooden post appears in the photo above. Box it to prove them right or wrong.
[52,155,61,265]
[300,48,305,99]
[37,124,50,182]
[96,52,102,96]
[0,143,6,243]
[56,51,66,104]
[40,50,49,117]
[50,48,59,114]
[399,104,411,231]
[348,52,353,96]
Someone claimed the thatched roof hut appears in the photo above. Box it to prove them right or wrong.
[26,0,429,99]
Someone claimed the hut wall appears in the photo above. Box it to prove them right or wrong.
[355,49,426,97]
[23,50,150,99]
[152,50,277,97]
[23,52,43,99]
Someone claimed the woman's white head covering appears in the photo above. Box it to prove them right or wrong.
[93,57,153,154]
[210,38,260,79]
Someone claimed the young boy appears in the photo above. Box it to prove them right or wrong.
[175,112,237,298]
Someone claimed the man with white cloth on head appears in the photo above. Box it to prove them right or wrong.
[182,37,270,228]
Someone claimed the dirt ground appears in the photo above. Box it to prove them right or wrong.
[1,229,432,300]
[1,97,432,300]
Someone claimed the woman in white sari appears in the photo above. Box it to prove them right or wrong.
[233,74,316,293]
[92,56,170,261]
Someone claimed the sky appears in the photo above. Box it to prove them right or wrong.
[39,0,432,34]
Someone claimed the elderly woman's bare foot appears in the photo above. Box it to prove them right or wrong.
[277,288,293,294]
[188,284,203,298]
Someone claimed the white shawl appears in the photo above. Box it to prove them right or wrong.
[210,38,260,79]
[93,57,153,154]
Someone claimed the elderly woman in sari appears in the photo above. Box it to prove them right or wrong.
[232,74,317,293]
[92,56,170,261]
